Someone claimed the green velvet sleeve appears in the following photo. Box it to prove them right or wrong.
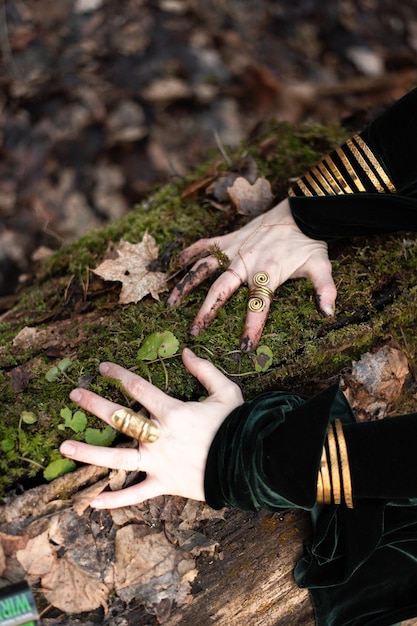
[204,384,354,511]
[288,87,417,241]
[204,389,417,625]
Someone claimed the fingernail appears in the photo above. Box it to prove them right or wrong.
[240,337,252,353]
[322,304,335,317]
[190,324,200,337]
[183,347,195,357]
[166,295,176,306]
[90,497,104,508]
[60,442,76,456]
[70,389,82,402]
[99,362,110,374]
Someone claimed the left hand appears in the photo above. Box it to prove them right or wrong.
[60,348,243,509]
[167,198,336,352]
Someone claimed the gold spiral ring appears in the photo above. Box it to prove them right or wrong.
[253,271,270,286]
[110,408,160,443]
[248,272,274,312]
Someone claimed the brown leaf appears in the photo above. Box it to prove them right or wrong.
[341,344,409,421]
[93,234,168,304]
[42,555,109,613]
[72,477,110,516]
[10,365,33,394]
[227,176,274,216]
[16,530,57,578]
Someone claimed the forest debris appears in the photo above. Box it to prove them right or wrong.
[341,344,409,420]
[0,465,108,529]
[93,234,168,304]
[227,176,274,216]
[16,530,57,579]
[42,555,109,613]
[113,525,194,606]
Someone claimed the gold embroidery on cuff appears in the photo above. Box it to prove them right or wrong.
[346,138,384,192]
[296,179,314,197]
[335,146,366,192]
[311,166,336,195]
[324,155,354,193]
[305,172,326,196]
[353,134,396,193]
[317,162,344,194]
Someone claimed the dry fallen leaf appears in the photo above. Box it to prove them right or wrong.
[227,176,274,216]
[341,344,409,420]
[42,555,109,613]
[16,530,57,579]
[93,233,168,304]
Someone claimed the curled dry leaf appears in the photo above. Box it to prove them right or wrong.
[227,176,274,216]
[341,344,409,421]
[93,233,168,304]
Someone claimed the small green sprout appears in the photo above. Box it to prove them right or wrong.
[58,406,88,433]
[45,357,73,382]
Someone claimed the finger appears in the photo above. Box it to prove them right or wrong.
[167,256,218,306]
[98,362,179,419]
[239,304,270,352]
[60,440,144,472]
[177,238,213,267]
[69,388,126,426]
[187,270,243,336]
[307,258,337,316]
[182,348,243,404]
[90,477,165,509]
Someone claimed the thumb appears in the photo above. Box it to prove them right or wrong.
[182,348,243,404]
[309,261,337,316]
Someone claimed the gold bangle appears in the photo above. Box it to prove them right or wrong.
[334,419,354,509]
[335,146,366,192]
[327,424,341,504]
[324,155,354,193]
[295,178,314,197]
[311,166,336,195]
[353,135,396,193]
[316,467,324,504]
[317,162,344,194]
[320,444,332,504]
[304,172,326,196]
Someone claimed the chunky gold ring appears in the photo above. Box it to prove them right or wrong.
[248,272,274,312]
[110,408,160,443]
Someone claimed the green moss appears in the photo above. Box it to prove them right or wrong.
[1,121,416,497]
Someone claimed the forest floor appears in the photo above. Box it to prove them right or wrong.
[1,0,417,300]
[2,2,417,625]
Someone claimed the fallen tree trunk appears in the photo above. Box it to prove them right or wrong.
[1,120,417,624]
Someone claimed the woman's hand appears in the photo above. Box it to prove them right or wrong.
[60,348,243,509]
[167,198,336,352]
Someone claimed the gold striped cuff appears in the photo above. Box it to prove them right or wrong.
[288,134,396,197]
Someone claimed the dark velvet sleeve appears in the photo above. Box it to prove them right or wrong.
[204,390,417,625]
[288,87,417,241]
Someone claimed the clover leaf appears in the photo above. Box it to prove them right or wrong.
[58,407,88,433]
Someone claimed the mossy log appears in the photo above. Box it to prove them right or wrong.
[1,120,417,624]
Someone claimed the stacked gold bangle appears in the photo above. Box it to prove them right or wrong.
[316,419,354,508]
[288,133,396,198]
[248,272,274,312]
